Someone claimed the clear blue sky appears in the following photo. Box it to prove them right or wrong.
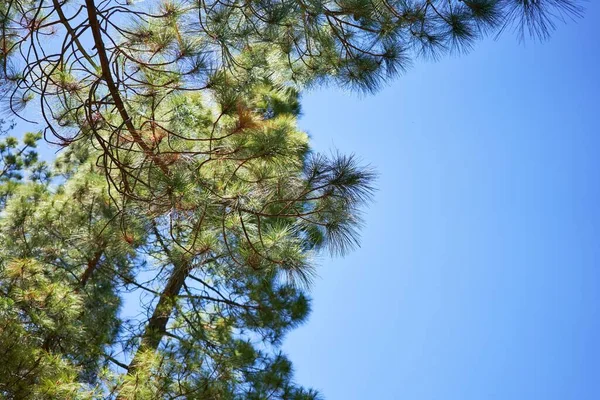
[283,3,600,399]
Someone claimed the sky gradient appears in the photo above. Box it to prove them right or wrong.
[283,3,600,399]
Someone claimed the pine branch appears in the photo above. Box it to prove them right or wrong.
[84,0,169,175]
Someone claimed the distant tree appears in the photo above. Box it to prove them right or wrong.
[0,132,140,398]
[0,121,49,204]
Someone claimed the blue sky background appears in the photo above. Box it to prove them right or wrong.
[283,3,600,399]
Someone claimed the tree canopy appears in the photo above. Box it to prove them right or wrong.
[0,0,582,197]
[0,82,376,398]
[0,0,583,398]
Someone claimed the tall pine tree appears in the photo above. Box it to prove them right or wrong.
[0,0,583,398]
[0,84,374,398]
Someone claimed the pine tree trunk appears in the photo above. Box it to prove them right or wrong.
[84,0,170,176]
[80,248,103,288]
[125,261,191,374]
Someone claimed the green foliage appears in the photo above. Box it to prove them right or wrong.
[101,85,373,397]
[0,127,49,205]
[0,161,147,381]
[0,1,582,398]
[0,260,97,399]
[0,84,373,398]
[0,0,582,141]
[0,0,579,205]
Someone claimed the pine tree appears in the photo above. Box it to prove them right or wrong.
[0,1,584,398]
[0,123,49,205]
[105,85,374,398]
[0,84,374,398]
[0,259,97,398]
[0,130,141,397]
[0,0,582,194]
[0,127,95,398]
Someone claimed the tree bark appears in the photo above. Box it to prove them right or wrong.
[80,248,103,288]
[126,261,191,374]
[84,0,170,175]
